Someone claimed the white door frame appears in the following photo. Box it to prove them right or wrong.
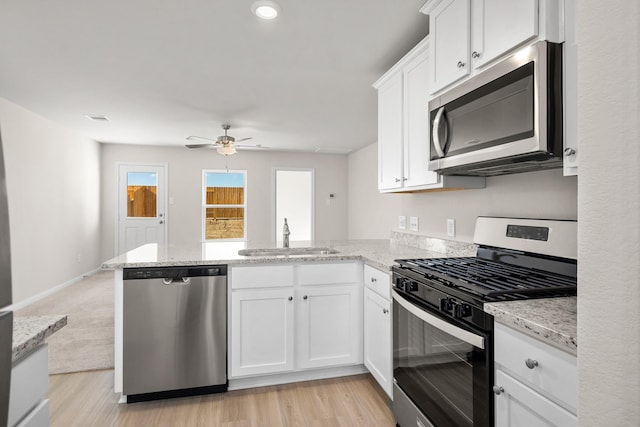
[115,162,169,255]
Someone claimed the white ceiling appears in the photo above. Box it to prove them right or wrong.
[0,0,429,153]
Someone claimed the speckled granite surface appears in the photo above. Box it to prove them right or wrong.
[102,238,575,352]
[13,315,68,362]
[484,297,577,354]
[101,239,477,271]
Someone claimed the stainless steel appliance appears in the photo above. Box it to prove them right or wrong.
[428,41,563,176]
[392,217,577,427]
[123,265,227,402]
[0,128,13,426]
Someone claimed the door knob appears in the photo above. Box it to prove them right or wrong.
[525,358,539,369]
[493,385,504,395]
[288,296,293,301]
[303,295,308,300]
[383,308,389,314]
[159,220,164,224]
[457,61,466,68]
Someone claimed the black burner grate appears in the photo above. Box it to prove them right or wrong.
[398,257,576,300]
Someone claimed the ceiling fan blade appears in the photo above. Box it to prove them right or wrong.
[234,137,253,143]
[186,143,219,149]
[236,144,269,149]
[186,135,217,143]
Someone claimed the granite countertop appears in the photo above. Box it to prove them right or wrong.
[102,236,576,353]
[101,238,478,271]
[13,315,68,362]
[484,297,577,354]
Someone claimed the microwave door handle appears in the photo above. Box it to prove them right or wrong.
[433,107,447,158]
[392,290,485,349]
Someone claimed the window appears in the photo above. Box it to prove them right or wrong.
[203,170,247,240]
[274,168,314,242]
[127,172,158,218]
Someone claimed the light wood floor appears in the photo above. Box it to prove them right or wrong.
[49,370,395,427]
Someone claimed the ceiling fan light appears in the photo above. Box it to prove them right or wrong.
[217,145,236,156]
[251,1,280,19]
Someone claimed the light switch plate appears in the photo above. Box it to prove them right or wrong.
[447,218,456,237]
[398,216,407,230]
[410,216,419,232]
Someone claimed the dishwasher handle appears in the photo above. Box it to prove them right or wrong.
[162,277,191,286]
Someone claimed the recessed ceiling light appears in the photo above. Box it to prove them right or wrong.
[251,1,280,20]
[85,115,110,122]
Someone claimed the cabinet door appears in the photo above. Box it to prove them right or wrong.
[377,72,404,190]
[364,288,392,397]
[403,49,439,187]
[494,370,577,427]
[429,0,470,94]
[230,288,294,377]
[471,0,538,69]
[298,284,362,370]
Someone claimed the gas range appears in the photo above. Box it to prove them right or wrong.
[394,216,577,308]
[391,217,577,427]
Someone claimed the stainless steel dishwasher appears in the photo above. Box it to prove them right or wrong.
[122,265,227,402]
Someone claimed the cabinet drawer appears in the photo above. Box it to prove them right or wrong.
[363,265,391,299]
[231,265,294,289]
[298,262,360,286]
[494,323,577,411]
[9,344,49,427]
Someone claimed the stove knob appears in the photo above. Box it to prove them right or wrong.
[439,298,453,312]
[408,281,419,292]
[396,278,409,292]
[454,303,472,319]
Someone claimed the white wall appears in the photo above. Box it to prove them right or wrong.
[100,144,348,261]
[577,0,640,424]
[0,98,102,304]
[347,142,578,241]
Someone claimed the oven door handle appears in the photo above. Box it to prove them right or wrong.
[392,290,485,350]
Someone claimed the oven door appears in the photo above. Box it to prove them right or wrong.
[392,290,491,427]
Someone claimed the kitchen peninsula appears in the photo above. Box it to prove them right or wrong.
[102,238,578,405]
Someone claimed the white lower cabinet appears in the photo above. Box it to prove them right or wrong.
[364,287,392,397]
[299,284,362,369]
[494,322,577,426]
[363,265,393,398]
[230,288,295,377]
[9,344,49,427]
[230,262,362,380]
[494,370,577,427]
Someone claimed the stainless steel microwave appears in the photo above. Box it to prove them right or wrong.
[428,41,563,176]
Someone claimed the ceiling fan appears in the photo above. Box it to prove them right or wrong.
[186,124,265,156]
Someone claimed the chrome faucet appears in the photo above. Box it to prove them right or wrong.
[283,218,290,249]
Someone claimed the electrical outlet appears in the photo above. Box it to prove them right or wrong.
[447,218,456,237]
[398,216,407,230]
[410,216,419,232]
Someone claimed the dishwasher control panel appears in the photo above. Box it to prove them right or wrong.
[123,265,227,280]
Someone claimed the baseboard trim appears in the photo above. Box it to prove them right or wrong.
[7,267,102,312]
[228,364,369,391]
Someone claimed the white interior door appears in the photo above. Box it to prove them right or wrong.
[117,164,167,255]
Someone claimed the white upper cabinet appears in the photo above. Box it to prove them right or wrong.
[427,0,471,94]
[374,37,485,193]
[403,48,440,188]
[422,0,562,95]
[377,72,404,190]
[471,0,538,69]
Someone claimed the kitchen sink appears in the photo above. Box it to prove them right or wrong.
[238,247,340,257]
